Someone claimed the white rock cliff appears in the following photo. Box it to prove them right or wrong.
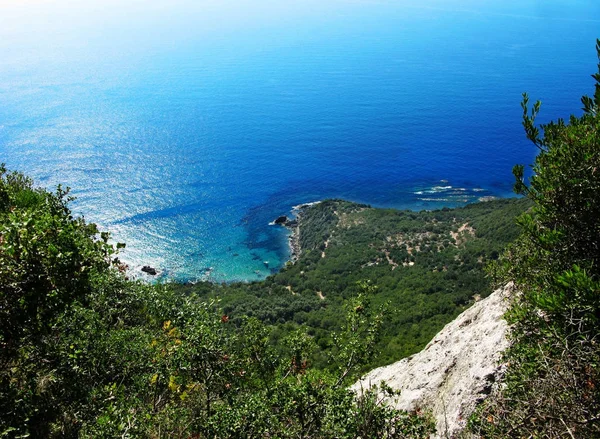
[354,284,512,438]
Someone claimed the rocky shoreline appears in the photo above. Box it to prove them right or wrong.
[271,201,321,263]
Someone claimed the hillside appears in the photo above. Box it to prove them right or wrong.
[2,39,600,439]
[179,197,529,370]
[0,165,527,437]
[354,284,512,438]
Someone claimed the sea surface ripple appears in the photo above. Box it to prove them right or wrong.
[0,0,598,281]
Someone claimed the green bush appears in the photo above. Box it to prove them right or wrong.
[470,39,600,438]
[0,170,434,438]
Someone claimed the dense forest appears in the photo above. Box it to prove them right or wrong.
[0,162,527,437]
[177,197,529,370]
[0,167,430,437]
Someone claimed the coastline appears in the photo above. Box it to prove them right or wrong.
[288,222,301,263]
[273,201,321,264]
[135,196,509,283]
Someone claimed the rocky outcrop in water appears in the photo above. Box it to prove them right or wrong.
[141,265,157,275]
[273,215,298,228]
[272,203,319,263]
[354,284,513,438]
[274,215,289,225]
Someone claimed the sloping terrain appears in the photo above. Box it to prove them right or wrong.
[182,197,529,370]
[354,284,512,438]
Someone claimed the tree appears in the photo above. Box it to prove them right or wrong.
[0,166,434,438]
[471,39,600,438]
[0,166,126,437]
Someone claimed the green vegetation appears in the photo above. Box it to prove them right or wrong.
[5,37,600,439]
[180,197,529,369]
[0,166,438,437]
[4,39,600,439]
[470,40,600,437]
[0,163,526,437]
[0,56,545,438]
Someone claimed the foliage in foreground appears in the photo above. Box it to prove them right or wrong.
[470,40,600,438]
[0,165,434,437]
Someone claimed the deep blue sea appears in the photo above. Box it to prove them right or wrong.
[0,0,598,282]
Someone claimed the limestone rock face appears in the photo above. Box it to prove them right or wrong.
[354,284,512,438]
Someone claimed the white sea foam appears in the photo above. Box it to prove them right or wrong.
[292,201,322,211]
[432,186,453,191]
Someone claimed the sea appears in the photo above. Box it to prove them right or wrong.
[0,0,598,282]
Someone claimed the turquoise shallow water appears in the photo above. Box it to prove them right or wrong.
[0,0,598,282]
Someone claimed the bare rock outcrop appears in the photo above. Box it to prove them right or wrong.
[354,284,513,438]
